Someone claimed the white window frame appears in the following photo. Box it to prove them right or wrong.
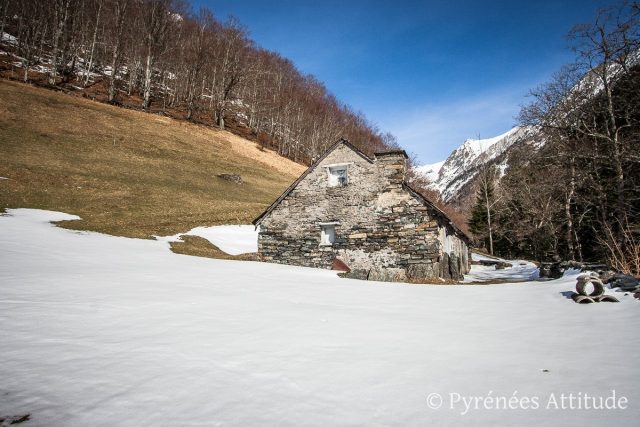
[319,222,339,246]
[324,163,351,187]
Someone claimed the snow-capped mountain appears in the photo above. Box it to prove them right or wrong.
[413,160,445,183]
[416,50,639,208]
[415,126,533,204]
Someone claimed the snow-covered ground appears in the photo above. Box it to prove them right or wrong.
[465,253,540,283]
[1,209,638,426]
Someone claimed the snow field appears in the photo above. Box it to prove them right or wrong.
[0,209,638,426]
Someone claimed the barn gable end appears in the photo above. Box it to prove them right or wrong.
[254,140,471,281]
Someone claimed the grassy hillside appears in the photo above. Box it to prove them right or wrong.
[0,80,306,239]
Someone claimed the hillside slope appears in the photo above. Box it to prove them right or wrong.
[0,80,306,238]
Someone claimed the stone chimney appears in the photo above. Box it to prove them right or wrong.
[374,150,408,189]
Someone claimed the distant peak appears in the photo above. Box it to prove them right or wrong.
[413,125,528,201]
[465,126,520,144]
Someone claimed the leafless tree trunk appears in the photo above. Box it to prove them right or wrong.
[49,0,72,85]
[140,0,173,111]
[15,0,46,82]
[107,0,129,102]
[0,0,10,40]
[83,0,103,86]
[564,154,576,260]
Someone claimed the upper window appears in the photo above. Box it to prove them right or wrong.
[320,224,336,246]
[328,166,348,187]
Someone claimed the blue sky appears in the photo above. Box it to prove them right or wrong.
[192,0,616,164]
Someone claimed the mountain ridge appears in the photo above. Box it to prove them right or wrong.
[414,126,536,206]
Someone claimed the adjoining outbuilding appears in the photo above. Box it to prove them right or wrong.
[253,139,471,282]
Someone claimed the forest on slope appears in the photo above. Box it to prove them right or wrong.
[0,0,397,164]
[468,2,640,276]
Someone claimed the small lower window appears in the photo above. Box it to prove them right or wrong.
[320,224,336,245]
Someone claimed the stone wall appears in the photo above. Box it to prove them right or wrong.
[257,142,470,281]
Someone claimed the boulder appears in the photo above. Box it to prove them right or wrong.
[539,262,565,279]
[609,273,640,291]
[217,174,243,184]
[539,263,552,278]
[550,262,567,278]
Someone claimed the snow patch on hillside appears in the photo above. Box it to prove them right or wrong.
[465,257,540,283]
[187,225,257,254]
[413,160,444,183]
[157,225,258,255]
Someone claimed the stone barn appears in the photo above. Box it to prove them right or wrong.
[252,139,471,282]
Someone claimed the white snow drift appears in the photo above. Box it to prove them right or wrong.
[0,209,638,426]
[157,224,258,255]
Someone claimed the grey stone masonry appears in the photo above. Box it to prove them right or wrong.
[253,140,471,281]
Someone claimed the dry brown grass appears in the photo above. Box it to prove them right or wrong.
[0,79,304,239]
[215,131,307,177]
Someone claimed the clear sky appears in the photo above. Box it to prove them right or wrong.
[191,0,617,164]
